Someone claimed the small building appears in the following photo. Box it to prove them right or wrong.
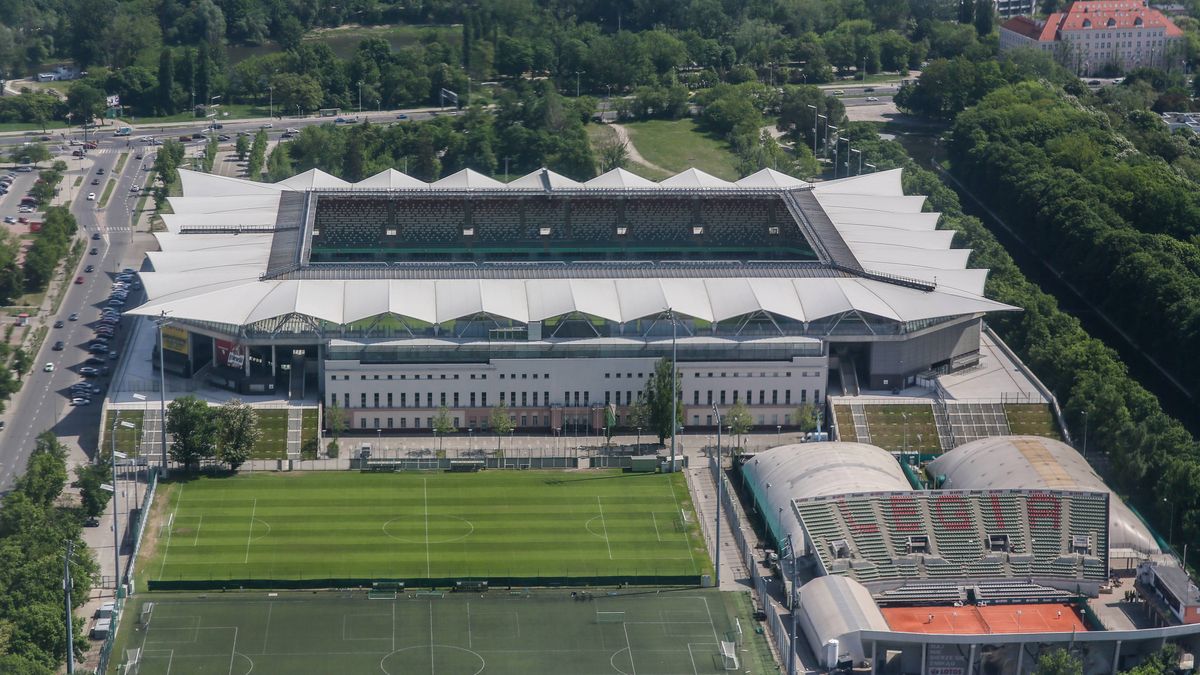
[999,0,1185,76]
[995,0,1039,20]
[1138,561,1200,625]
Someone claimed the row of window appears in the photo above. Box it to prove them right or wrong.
[355,410,801,431]
[335,387,816,409]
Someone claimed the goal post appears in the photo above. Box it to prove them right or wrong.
[720,641,739,671]
[595,611,625,624]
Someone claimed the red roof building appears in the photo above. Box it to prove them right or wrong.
[999,0,1184,75]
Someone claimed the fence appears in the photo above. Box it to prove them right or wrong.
[147,573,702,592]
[96,467,159,675]
[709,455,796,671]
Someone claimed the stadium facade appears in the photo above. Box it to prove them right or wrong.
[130,165,1014,434]
[740,438,1200,673]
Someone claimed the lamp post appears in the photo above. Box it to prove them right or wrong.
[110,416,134,591]
[268,85,274,119]
[574,70,582,98]
[1081,410,1089,460]
[155,311,173,476]
[357,81,363,114]
[712,404,723,587]
[669,309,678,472]
[776,425,781,444]
[806,104,818,157]
[636,426,642,452]
[851,148,862,175]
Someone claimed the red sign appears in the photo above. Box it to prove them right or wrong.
[215,339,243,369]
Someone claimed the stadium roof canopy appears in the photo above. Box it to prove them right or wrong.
[130,167,1018,331]
[740,442,911,550]
[928,436,1160,557]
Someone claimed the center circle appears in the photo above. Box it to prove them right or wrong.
[380,645,485,675]
[383,515,475,544]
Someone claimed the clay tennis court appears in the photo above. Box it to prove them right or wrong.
[882,604,1087,634]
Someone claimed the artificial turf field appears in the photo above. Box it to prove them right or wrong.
[113,589,770,675]
[138,470,709,585]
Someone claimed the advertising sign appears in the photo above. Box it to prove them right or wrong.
[161,325,189,355]
[215,339,244,369]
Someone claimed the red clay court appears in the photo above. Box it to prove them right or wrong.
[882,604,1087,634]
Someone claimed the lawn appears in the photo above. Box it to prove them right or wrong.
[622,119,741,181]
[102,407,317,459]
[98,178,117,207]
[861,404,942,454]
[113,152,129,174]
[137,470,709,585]
[584,123,671,181]
[109,588,762,675]
[1004,404,1061,440]
[832,404,857,442]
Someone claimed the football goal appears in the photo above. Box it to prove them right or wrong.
[595,611,625,624]
[720,640,740,671]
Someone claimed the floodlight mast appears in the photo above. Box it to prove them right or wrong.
[713,404,723,587]
[669,309,678,473]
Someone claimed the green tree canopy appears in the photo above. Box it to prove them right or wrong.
[214,399,260,471]
[166,395,216,471]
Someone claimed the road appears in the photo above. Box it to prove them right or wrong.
[0,138,149,490]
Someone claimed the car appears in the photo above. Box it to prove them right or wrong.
[863,87,876,93]
[286,128,300,134]
[72,149,85,157]
[212,123,224,129]
[281,131,295,139]
[84,142,97,150]
[69,397,91,406]
[84,265,94,273]
[18,206,34,213]
[15,165,32,173]
[90,234,102,244]
[52,340,64,350]
[97,168,104,175]
[217,134,231,141]
[866,96,879,102]
[396,113,408,120]
[95,330,114,339]
[68,312,79,321]
[2,217,13,224]
[832,89,845,95]
[89,247,98,255]
[79,366,99,376]
[69,139,81,146]
[191,132,205,140]
[53,320,63,328]
[85,356,105,366]
[74,276,84,284]
[334,117,348,124]
[88,346,108,355]
[260,123,273,128]
[86,192,96,201]
[90,178,100,185]
[135,153,143,159]
[1088,79,1101,85]
[122,268,135,274]
[106,301,123,309]
[43,362,54,372]
[129,185,140,192]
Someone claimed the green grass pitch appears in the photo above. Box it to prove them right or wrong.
[112,589,768,675]
[137,471,710,585]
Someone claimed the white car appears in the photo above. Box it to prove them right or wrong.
[260,123,273,129]
[69,397,91,406]
[866,96,879,102]
[18,206,34,213]
[43,362,54,372]
[87,192,96,201]
[286,128,300,134]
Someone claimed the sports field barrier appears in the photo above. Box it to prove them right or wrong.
[353,454,684,471]
[97,467,159,675]
[146,573,701,592]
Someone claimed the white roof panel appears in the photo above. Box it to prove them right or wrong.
[813,168,904,196]
[735,168,808,189]
[355,169,428,189]
[660,168,735,189]
[584,168,659,189]
[275,168,351,190]
[508,168,584,190]
[430,169,505,190]
[179,169,282,197]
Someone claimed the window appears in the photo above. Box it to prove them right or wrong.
[401,417,407,428]
[772,390,778,404]
[344,393,350,407]
[534,392,540,406]
[573,391,580,406]
[414,417,421,428]
[453,393,459,406]
[330,375,337,381]
[521,392,527,406]
[470,392,476,407]
[521,374,527,379]
[373,375,379,380]
[583,391,589,405]
[440,392,446,406]
[360,375,366,380]
[482,392,488,406]
[387,417,393,428]
[510,392,516,405]
[373,418,379,429]
[500,374,505,380]
[373,393,380,408]
[758,390,765,405]
[564,391,570,406]
[720,391,726,404]
[693,391,699,405]
[360,393,367,408]
[786,390,792,405]
[401,393,407,407]
[732,391,739,403]
[500,391,507,403]
[361,418,367,429]
[426,393,433,407]
[814,390,820,404]
[706,390,713,405]
[544,391,549,405]
[533,415,539,426]
[521,415,527,426]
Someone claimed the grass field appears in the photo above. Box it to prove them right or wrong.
[111,589,769,675]
[138,471,709,585]
[622,119,741,180]
[832,404,857,442]
[103,408,320,460]
[861,404,942,454]
[584,124,671,181]
[1004,403,1060,439]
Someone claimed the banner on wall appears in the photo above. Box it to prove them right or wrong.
[161,325,189,355]
[215,339,244,369]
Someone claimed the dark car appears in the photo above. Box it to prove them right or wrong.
[85,356,105,366]
[191,133,205,140]
[90,178,100,185]
[53,320,63,328]
[52,340,64,350]
[68,313,79,321]
[88,345,109,355]
[84,265,94,273]
[91,232,101,240]
[89,247,98,255]
[96,168,104,175]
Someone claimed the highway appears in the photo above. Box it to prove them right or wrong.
[0,135,149,489]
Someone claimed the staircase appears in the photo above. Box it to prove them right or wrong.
[849,403,871,444]
[838,354,861,397]
[286,408,303,458]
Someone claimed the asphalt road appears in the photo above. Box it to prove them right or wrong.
[0,138,148,490]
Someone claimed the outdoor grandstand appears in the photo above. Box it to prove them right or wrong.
[738,437,1195,672]
[127,166,1014,435]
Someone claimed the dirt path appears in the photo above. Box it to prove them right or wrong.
[609,123,672,174]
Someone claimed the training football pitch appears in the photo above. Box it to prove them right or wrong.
[138,470,709,585]
[113,589,767,675]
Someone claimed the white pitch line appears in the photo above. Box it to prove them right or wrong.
[428,601,436,675]
[244,498,257,564]
[423,479,431,578]
[227,627,239,675]
[467,602,472,649]
[622,621,638,675]
[158,485,184,579]
[651,512,662,542]
[597,496,613,560]
[262,602,273,653]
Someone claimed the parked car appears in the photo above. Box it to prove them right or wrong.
[88,346,108,355]
[74,276,84,284]
[96,168,104,175]
[1,217,12,224]
[85,356,105,366]
[89,248,98,255]
[79,366,99,376]
[69,397,91,406]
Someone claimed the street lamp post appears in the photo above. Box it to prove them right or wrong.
[825,124,837,162]
[851,148,862,175]
[1081,410,1089,460]
[110,417,134,591]
[669,310,678,472]
[806,105,818,157]
[357,81,363,114]
[156,311,173,476]
[268,85,274,119]
[712,404,723,587]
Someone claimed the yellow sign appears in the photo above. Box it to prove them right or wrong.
[161,325,189,355]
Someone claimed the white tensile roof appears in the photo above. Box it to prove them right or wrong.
[274,168,351,190]
[659,168,735,189]
[796,576,889,666]
[735,167,809,189]
[355,169,429,189]
[130,166,1016,329]
[508,168,585,190]
[584,167,659,189]
[430,168,505,190]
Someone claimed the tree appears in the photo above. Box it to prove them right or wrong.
[66,81,105,128]
[792,403,820,431]
[326,398,347,458]
[597,133,629,172]
[973,0,995,37]
[1121,644,1178,675]
[73,463,111,522]
[10,347,30,381]
[157,48,176,115]
[1034,648,1083,675]
[488,402,514,453]
[234,134,250,161]
[725,401,753,449]
[8,144,50,167]
[15,432,68,508]
[432,406,456,452]
[214,399,259,471]
[269,72,323,115]
[165,395,216,471]
[643,358,683,444]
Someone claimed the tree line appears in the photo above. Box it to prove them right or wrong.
[0,432,98,674]
[164,396,262,471]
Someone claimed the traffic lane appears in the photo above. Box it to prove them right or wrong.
[841,96,894,107]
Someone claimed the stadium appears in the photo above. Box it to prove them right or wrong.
[128,165,1013,434]
[738,436,1200,673]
